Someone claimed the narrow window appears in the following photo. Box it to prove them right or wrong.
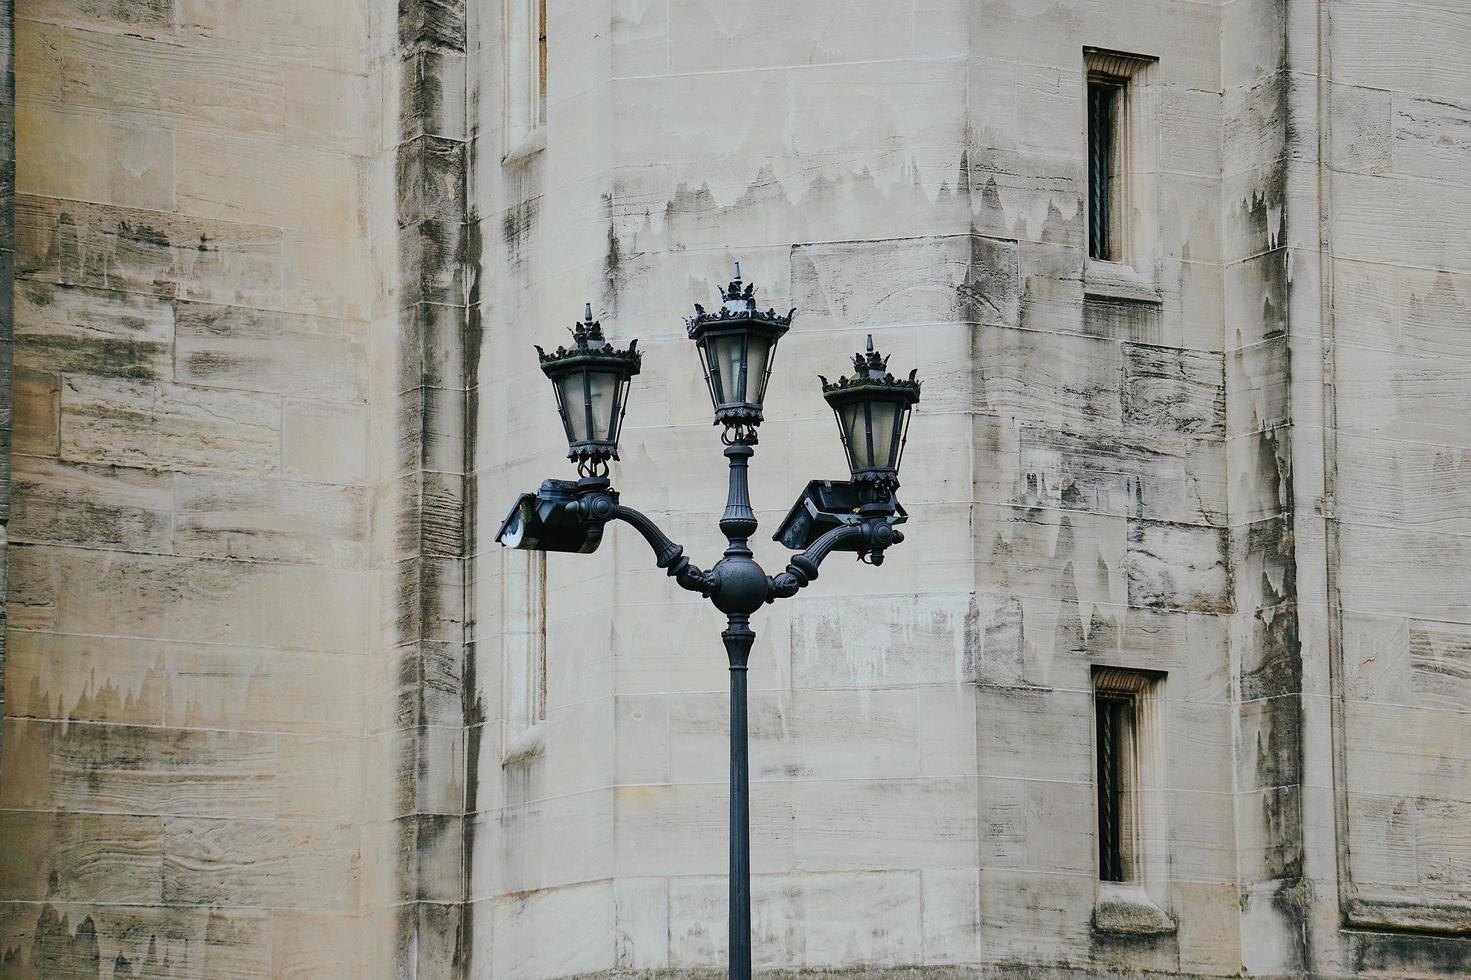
[1087,75,1125,262]
[1095,688,1135,881]
[504,0,548,157]
[1092,667,1161,883]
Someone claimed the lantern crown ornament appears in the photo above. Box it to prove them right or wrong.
[686,263,796,444]
[536,303,642,478]
[820,335,922,495]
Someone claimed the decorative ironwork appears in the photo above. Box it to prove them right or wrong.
[820,335,922,497]
[686,263,795,438]
[498,264,924,980]
[537,303,642,477]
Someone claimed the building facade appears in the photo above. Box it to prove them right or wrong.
[0,0,1469,976]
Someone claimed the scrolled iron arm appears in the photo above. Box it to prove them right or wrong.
[614,505,716,596]
[767,520,904,601]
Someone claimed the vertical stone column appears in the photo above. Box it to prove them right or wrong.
[376,0,471,974]
[0,0,13,757]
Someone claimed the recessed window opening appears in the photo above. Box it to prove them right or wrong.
[1095,688,1136,881]
[1092,667,1161,884]
[505,0,548,153]
[1087,73,1126,263]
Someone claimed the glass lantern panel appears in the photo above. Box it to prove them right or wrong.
[840,401,869,470]
[587,370,620,441]
[868,399,900,469]
[744,335,772,406]
[710,334,747,403]
[557,372,591,443]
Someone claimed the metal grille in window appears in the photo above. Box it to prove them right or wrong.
[1095,691,1133,882]
[1087,78,1122,262]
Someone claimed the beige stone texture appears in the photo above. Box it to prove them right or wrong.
[0,0,1469,978]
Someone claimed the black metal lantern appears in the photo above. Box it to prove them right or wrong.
[537,304,642,477]
[821,336,922,493]
[686,264,795,443]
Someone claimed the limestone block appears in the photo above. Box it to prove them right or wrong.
[669,687,922,784]
[3,631,167,726]
[15,281,173,382]
[61,28,284,138]
[1170,789,1239,883]
[614,876,669,971]
[613,782,793,879]
[1226,427,1291,526]
[0,718,362,822]
[60,376,280,475]
[283,397,369,484]
[668,870,924,970]
[977,685,1092,784]
[177,131,365,238]
[1123,343,1226,438]
[11,456,171,553]
[790,775,975,872]
[272,912,365,979]
[614,694,670,786]
[978,774,1093,875]
[175,302,367,403]
[1175,880,1244,976]
[1330,0,1471,104]
[1223,74,1290,180]
[0,811,164,903]
[1338,523,1471,622]
[176,0,372,73]
[1125,519,1229,613]
[394,49,467,146]
[285,230,377,321]
[174,473,368,566]
[10,547,370,653]
[27,0,175,35]
[13,368,59,456]
[1166,701,1235,794]
[491,880,615,980]
[667,0,943,72]
[975,323,1123,428]
[1224,249,1289,350]
[977,867,1092,963]
[919,684,978,779]
[15,20,64,109]
[161,816,360,910]
[969,149,1084,250]
[16,195,286,307]
[612,60,966,166]
[919,867,981,963]
[973,503,1128,612]
[497,790,615,894]
[1345,699,1471,804]
[17,105,174,212]
[287,62,377,157]
[992,423,1227,526]
[790,591,973,689]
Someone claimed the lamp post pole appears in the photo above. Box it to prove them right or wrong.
[496,267,922,980]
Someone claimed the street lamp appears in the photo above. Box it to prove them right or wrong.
[496,267,923,980]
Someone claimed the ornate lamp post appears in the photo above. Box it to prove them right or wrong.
[497,266,922,980]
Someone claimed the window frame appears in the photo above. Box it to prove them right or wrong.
[1082,48,1161,304]
[1091,665,1175,935]
[503,0,548,164]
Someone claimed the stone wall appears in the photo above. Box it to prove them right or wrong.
[0,0,397,973]
[0,0,1470,978]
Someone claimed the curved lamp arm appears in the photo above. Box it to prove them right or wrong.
[614,505,716,596]
[767,521,904,601]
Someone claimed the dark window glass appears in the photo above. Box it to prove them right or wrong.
[1087,78,1123,261]
[1095,691,1134,882]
